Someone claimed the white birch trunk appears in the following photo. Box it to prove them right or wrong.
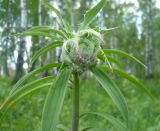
[38,0,44,66]
[52,0,61,63]
[38,0,42,45]
[3,0,11,76]
[21,0,27,29]
[145,0,154,78]
[14,0,27,83]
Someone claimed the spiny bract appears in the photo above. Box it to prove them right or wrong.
[61,29,103,71]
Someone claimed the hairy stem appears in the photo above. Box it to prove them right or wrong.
[71,71,80,131]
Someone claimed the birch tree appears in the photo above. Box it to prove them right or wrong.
[145,0,154,78]
[13,0,27,83]
[0,0,12,76]
[29,0,43,71]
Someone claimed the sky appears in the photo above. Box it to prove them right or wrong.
[120,0,160,8]
[156,0,160,8]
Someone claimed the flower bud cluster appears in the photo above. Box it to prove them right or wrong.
[61,33,102,71]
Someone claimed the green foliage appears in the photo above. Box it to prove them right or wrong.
[42,68,71,131]
[0,76,54,121]
[27,26,67,39]
[0,77,159,131]
[99,65,153,98]
[31,41,63,63]
[16,31,61,41]
[0,0,152,131]
[79,0,105,30]
[90,67,128,121]
[10,63,61,95]
[103,49,147,68]
[81,112,128,131]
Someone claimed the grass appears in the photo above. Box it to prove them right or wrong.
[0,76,160,131]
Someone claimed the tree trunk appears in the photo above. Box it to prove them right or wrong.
[145,0,154,79]
[38,0,44,66]
[52,0,62,65]
[30,0,43,71]
[13,0,27,83]
[109,33,118,67]
[3,0,12,76]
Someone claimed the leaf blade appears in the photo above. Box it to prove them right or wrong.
[99,65,153,98]
[27,26,67,39]
[103,49,147,68]
[90,66,128,121]
[0,76,54,121]
[79,0,105,30]
[31,41,63,63]
[42,68,71,131]
[10,63,61,95]
[82,112,128,131]
[106,56,123,67]
[16,31,61,41]
[43,1,63,22]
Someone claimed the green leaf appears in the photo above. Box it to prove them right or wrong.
[31,41,63,63]
[97,50,112,69]
[0,83,52,121]
[43,1,63,22]
[42,68,71,131]
[90,67,128,121]
[100,27,119,34]
[78,29,103,42]
[10,63,61,95]
[97,50,122,67]
[103,49,147,68]
[0,76,54,121]
[99,66,153,98]
[16,31,61,41]
[79,0,105,30]
[27,26,67,39]
[42,2,72,37]
[11,76,55,97]
[97,50,106,62]
[106,56,123,67]
[82,112,128,131]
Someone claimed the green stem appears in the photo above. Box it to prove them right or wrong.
[71,71,80,131]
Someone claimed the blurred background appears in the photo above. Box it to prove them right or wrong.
[0,0,160,130]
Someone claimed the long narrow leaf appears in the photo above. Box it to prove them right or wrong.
[103,49,147,68]
[106,56,123,67]
[78,29,103,41]
[42,68,71,131]
[100,27,119,34]
[43,2,72,37]
[27,26,67,39]
[31,41,63,62]
[0,76,54,121]
[1,76,54,111]
[10,63,61,95]
[90,67,128,121]
[11,76,55,97]
[97,51,122,67]
[16,31,61,41]
[43,2,63,22]
[43,1,68,29]
[99,65,153,98]
[82,112,128,131]
[79,0,105,30]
